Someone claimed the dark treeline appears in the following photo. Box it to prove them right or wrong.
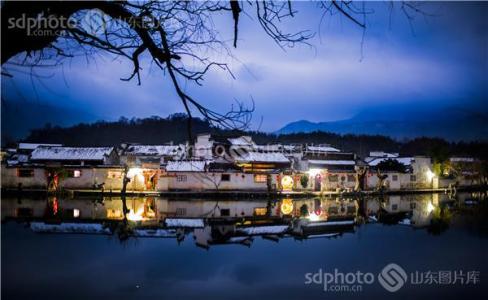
[21,114,488,160]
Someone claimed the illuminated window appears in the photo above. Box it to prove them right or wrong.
[221,174,230,181]
[69,170,82,178]
[107,171,122,179]
[107,209,122,219]
[17,169,34,177]
[254,174,267,183]
[254,207,267,216]
[73,209,80,218]
[392,175,398,181]
[177,175,187,182]
[410,175,417,182]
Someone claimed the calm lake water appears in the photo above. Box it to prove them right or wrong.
[2,192,488,299]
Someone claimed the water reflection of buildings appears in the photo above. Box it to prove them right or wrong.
[363,192,486,228]
[2,193,485,247]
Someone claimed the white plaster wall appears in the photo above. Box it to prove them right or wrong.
[1,166,47,189]
[166,172,275,191]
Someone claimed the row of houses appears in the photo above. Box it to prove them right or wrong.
[1,135,483,192]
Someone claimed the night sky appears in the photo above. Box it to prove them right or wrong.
[2,1,487,132]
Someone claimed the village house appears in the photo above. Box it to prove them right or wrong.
[443,157,485,187]
[4,142,63,167]
[2,137,483,194]
[1,146,122,191]
[192,134,292,191]
[163,159,283,191]
[365,152,434,190]
[296,145,359,192]
[115,144,187,192]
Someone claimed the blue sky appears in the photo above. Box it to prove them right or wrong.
[2,1,487,132]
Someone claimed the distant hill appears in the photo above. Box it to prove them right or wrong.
[277,107,488,142]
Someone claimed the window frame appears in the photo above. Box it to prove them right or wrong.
[254,174,267,183]
[68,169,82,178]
[328,175,339,182]
[176,174,187,182]
[17,168,34,178]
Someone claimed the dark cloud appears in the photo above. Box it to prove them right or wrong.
[2,2,486,132]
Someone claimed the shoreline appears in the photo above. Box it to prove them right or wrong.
[2,185,486,199]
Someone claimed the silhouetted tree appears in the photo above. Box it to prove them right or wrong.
[2,1,431,142]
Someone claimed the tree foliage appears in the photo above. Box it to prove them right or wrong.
[19,114,488,160]
[376,159,408,173]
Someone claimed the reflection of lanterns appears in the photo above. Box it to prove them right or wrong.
[281,175,294,191]
[281,199,294,215]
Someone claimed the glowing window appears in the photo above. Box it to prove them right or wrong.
[108,171,122,179]
[254,174,267,183]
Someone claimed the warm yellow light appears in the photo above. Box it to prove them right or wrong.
[281,176,294,191]
[127,167,143,178]
[308,168,322,177]
[126,208,144,221]
[426,201,435,214]
[425,169,435,181]
[308,211,320,221]
[281,199,294,215]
